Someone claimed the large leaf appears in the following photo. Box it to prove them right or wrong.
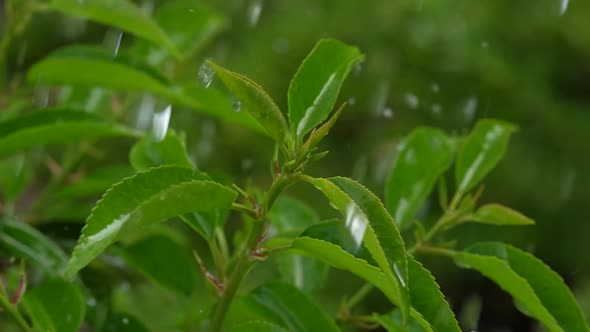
[207,61,289,142]
[135,0,225,62]
[48,0,179,56]
[247,281,340,332]
[0,109,139,157]
[0,220,68,275]
[28,46,264,134]
[115,235,197,296]
[129,130,193,171]
[22,279,85,332]
[470,204,535,226]
[232,320,288,332]
[64,166,237,278]
[455,119,516,194]
[288,39,363,138]
[385,128,453,229]
[407,256,461,332]
[455,242,590,332]
[307,177,410,320]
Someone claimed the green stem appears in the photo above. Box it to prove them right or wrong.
[346,283,374,310]
[0,292,33,332]
[415,245,457,258]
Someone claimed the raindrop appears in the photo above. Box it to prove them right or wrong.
[248,0,263,27]
[34,86,50,109]
[404,93,419,109]
[560,167,576,202]
[103,29,123,59]
[348,96,356,105]
[136,94,156,130]
[273,38,290,54]
[431,83,440,93]
[198,61,215,88]
[373,81,390,115]
[86,297,97,307]
[463,96,478,124]
[17,41,28,67]
[122,317,129,325]
[393,264,406,288]
[560,0,569,15]
[354,62,363,76]
[152,105,172,142]
[232,97,242,112]
[431,103,442,115]
[383,107,394,119]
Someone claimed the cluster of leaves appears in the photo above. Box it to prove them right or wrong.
[0,0,588,331]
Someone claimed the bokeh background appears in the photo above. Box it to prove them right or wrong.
[2,0,590,331]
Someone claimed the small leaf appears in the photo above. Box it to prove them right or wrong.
[65,166,237,278]
[0,109,140,157]
[247,281,340,332]
[115,235,197,296]
[455,242,590,332]
[407,256,461,332]
[455,119,516,194]
[129,130,193,171]
[288,39,363,138]
[0,219,68,276]
[232,320,288,332]
[22,279,85,332]
[471,204,534,226]
[48,0,179,56]
[385,128,454,229]
[207,61,289,142]
[307,177,410,321]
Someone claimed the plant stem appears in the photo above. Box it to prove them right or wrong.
[0,291,33,332]
[346,283,374,310]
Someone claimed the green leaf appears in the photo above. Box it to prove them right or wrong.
[299,219,358,254]
[0,109,140,157]
[455,242,590,332]
[232,320,288,332]
[269,196,319,235]
[207,61,289,142]
[373,310,428,332]
[407,256,461,332]
[247,281,340,332]
[29,46,264,134]
[470,204,535,226]
[0,219,68,276]
[65,165,237,278]
[115,235,197,296]
[288,39,363,138]
[385,128,454,229]
[134,0,225,62]
[129,130,193,171]
[48,0,179,56]
[307,177,410,321]
[455,119,516,194]
[0,154,33,202]
[22,279,85,332]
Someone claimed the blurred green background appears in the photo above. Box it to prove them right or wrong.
[2,0,590,331]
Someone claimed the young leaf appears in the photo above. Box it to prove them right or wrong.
[232,320,288,332]
[129,130,193,171]
[64,166,237,278]
[22,279,85,332]
[0,219,68,276]
[385,128,454,229]
[247,281,340,332]
[307,177,410,321]
[207,61,289,142]
[114,235,198,296]
[47,0,179,56]
[0,109,140,157]
[288,39,364,138]
[455,242,590,332]
[455,119,516,194]
[407,256,461,332]
[470,204,535,226]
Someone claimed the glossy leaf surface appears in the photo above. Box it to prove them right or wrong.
[22,279,85,332]
[471,204,535,226]
[65,166,236,278]
[288,39,363,137]
[385,128,453,229]
[455,119,516,193]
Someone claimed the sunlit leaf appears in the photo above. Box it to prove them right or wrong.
[385,128,453,229]
[0,109,140,157]
[455,119,516,194]
[129,130,193,171]
[207,61,289,142]
[307,177,410,321]
[22,279,85,332]
[65,166,237,278]
[115,235,198,296]
[455,242,590,332]
[0,219,68,276]
[48,0,179,56]
[470,204,535,226]
[288,39,363,138]
[247,281,340,332]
